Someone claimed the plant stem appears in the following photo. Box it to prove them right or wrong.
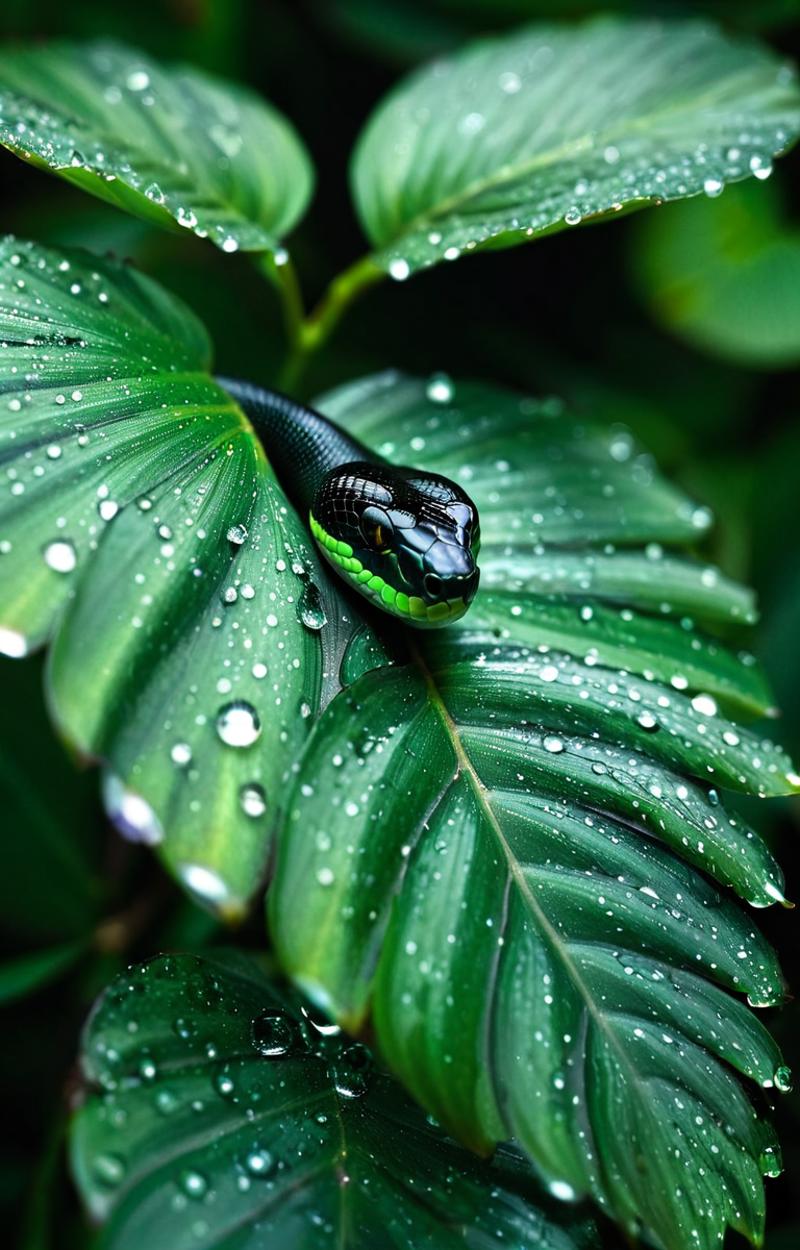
[255,251,307,350]
[257,250,386,392]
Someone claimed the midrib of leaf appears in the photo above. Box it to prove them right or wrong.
[374,66,790,248]
[412,644,684,1195]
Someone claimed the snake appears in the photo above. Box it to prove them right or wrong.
[218,379,480,627]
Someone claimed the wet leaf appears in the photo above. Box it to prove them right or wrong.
[635,176,800,367]
[351,18,800,277]
[71,952,600,1250]
[270,371,797,1250]
[0,41,314,256]
[0,236,380,915]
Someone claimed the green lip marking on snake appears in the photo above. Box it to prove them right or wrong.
[218,379,480,627]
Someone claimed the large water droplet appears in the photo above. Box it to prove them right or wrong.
[226,523,248,546]
[298,583,327,631]
[774,1065,793,1093]
[43,539,77,573]
[251,1009,297,1058]
[329,1043,371,1100]
[216,701,261,748]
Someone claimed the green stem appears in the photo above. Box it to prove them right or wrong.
[254,251,306,351]
[257,250,386,393]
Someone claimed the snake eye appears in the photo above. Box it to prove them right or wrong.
[360,506,394,553]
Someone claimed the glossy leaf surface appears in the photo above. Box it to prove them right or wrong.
[352,18,800,276]
[0,237,379,915]
[71,953,599,1250]
[0,41,313,256]
[271,372,797,1250]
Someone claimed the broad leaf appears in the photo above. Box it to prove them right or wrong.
[351,18,800,276]
[0,41,313,256]
[635,177,800,367]
[71,952,599,1250]
[0,237,381,916]
[270,372,797,1250]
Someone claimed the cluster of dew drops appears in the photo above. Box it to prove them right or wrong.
[377,37,795,279]
[87,960,380,1234]
[0,48,262,255]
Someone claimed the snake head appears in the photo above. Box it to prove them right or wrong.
[309,462,480,627]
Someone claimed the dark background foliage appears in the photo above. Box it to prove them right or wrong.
[0,1,798,1247]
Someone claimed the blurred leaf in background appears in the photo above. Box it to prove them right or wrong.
[635,176,800,368]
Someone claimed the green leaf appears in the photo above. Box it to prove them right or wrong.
[71,952,600,1250]
[270,372,797,1250]
[0,236,381,916]
[0,938,85,1004]
[0,40,313,256]
[634,176,800,368]
[351,17,800,277]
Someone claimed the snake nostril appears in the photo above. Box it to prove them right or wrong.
[424,573,445,599]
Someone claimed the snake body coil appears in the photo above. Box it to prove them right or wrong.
[218,379,480,627]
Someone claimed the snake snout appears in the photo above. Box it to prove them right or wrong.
[422,542,480,605]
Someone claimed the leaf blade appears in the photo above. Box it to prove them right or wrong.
[351,18,800,275]
[0,41,314,255]
[71,953,599,1250]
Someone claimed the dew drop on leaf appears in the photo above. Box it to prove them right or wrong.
[239,782,267,818]
[93,1153,126,1188]
[774,1065,793,1093]
[298,582,327,631]
[251,1008,297,1058]
[43,538,77,573]
[216,701,261,748]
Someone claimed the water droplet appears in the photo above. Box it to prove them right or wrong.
[498,70,522,94]
[102,773,164,846]
[178,863,232,907]
[691,694,718,717]
[330,1044,371,1100]
[426,372,454,404]
[389,259,410,281]
[170,742,192,767]
[543,735,564,754]
[703,176,724,197]
[775,1065,793,1093]
[0,627,28,658]
[43,539,77,573]
[226,523,248,546]
[245,1147,275,1177]
[126,69,151,92]
[216,701,261,748]
[548,1179,576,1202]
[179,1169,208,1199]
[761,1144,783,1177]
[636,712,659,731]
[239,782,266,818]
[93,1153,126,1188]
[298,583,327,631]
[251,1009,297,1058]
